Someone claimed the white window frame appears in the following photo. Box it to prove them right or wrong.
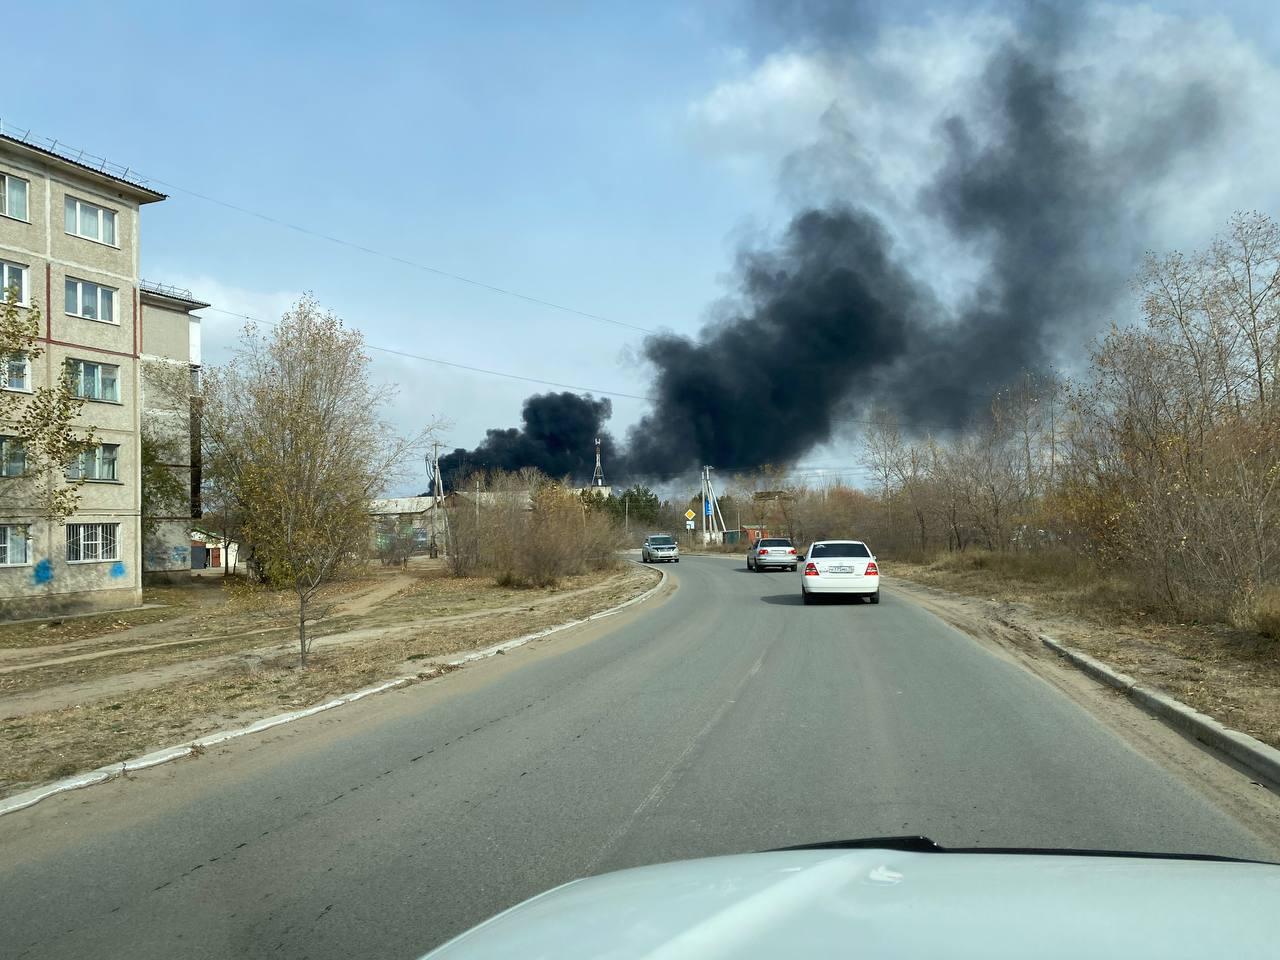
[0,523,31,566]
[66,358,120,402]
[0,173,29,222]
[0,436,24,477]
[0,259,28,305]
[65,522,120,563]
[65,277,117,325]
[64,195,118,247]
[67,443,120,482]
[3,352,31,392]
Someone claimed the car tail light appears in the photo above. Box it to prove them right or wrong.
[865,561,879,576]
[788,548,796,555]
[804,562,819,576]
[759,548,768,555]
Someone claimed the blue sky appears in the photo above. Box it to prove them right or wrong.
[7,1,1280,493]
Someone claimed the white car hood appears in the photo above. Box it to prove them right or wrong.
[423,847,1280,959]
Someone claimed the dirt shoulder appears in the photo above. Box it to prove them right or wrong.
[890,561,1280,752]
[1,562,659,798]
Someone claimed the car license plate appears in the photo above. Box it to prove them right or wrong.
[829,565,854,573]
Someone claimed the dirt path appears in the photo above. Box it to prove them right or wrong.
[0,570,646,719]
[332,573,417,617]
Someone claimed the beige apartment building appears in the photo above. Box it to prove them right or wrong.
[0,133,166,618]
[139,281,207,582]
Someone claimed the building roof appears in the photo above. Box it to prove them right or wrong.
[370,496,438,515]
[140,280,211,311]
[0,131,167,203]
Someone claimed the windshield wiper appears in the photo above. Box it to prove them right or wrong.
[771,836,1273,865]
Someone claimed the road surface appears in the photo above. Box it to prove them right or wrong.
[3,556,1277,959]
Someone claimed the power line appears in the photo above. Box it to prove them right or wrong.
[155,179,658,334]
[204,305,890,426]
[1,120,655,335]
[203,306,655,402]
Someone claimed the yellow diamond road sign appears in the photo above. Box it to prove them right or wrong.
[684,509,696,521]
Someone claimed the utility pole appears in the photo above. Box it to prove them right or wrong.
[624,496,629,535]
[706,466,727,543]
[700,467,707,545]
[429,441,442,558]
[592,437,605,488]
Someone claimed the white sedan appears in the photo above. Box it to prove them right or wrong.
[800,539,879,604]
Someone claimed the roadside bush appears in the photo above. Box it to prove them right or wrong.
[1254,589,1280,640]
[447,470,623,587]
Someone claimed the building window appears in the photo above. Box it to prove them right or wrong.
[0,436,24,477]
[65,277,116,324]
[64,196,117,246]
[4,353,30,391]
[0,524,30,565]
[66,359,120,402]
[0,260,26,304]
[67,443,119,482]
[66,522,119,562]
[0,173,28,222]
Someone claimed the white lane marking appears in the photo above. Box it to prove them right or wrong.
[584,646,768,874]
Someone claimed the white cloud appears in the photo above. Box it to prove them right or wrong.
[685,3,1280,274]
[156,273,300,367]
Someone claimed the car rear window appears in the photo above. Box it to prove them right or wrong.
[758,539,792,547]
[649,536,674,545]
[809,542,871,558]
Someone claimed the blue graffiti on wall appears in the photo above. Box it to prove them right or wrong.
[32,559,53,585]
[110,561,127,578]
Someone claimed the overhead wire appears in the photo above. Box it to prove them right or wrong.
[1,125,895,429]
[203,305,891,427]
[152,181,659,334]
[202,306,656,402]
[0,120,656,335]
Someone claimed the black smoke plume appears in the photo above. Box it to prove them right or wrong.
[626,9,1220,476]
[434,392,618,491]
[442,4,1225,483]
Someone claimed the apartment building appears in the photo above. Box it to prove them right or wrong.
[0,133,165,618]
[139,281,207,582]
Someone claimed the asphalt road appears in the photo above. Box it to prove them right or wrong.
[3,556,1277,959]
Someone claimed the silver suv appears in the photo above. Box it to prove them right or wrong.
[747,537,797,572]
[641,534,680,563]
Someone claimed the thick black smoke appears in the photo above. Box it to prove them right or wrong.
[442,4,1225,483]
[625,9,1222,476]
[626,208,929,473]
[434,392,618,491]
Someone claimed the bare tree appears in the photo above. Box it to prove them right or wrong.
[200,296,443,666]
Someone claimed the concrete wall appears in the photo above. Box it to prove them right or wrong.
[141,301,191,360]
[139,294,202,581]
[0,140,158,619]
[0,517,140,619]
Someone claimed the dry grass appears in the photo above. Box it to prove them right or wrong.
[2,568,645,699]
[893,550,1280,750]
[0,608,175,651]
[0,564,656,797]
[898,549,1160,624]
[1254,588,1280,640]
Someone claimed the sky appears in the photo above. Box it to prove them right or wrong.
[7,1,1280,495]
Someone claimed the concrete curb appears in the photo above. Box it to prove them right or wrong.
[0,563,668,818]
[1040,634,1280,788]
